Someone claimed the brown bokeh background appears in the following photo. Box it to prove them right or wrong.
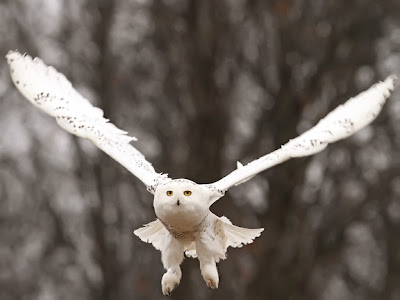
[0,1,399,299]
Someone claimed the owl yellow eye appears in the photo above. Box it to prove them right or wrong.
[166,191,173,196]
[183,190,192,196]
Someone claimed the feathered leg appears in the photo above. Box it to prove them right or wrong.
[196,240,219,289]
[160,233,184,296]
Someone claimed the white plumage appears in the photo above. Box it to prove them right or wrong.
[6,51,169,191]
[209,75,397,193]
[6,50,397,295]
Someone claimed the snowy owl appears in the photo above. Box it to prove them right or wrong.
[6,50,397,295]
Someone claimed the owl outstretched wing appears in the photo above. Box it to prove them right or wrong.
[6,50,170,193]
[206,75,397,200]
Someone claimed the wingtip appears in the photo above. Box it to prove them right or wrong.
[5,50,36,66]
[6,49,19,55]
[385,74,398,90]
[5,50,21,63]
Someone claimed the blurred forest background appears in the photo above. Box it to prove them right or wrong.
[0,0,400,299]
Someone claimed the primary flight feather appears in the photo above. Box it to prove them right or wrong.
[209,75,397,193]
[6,51,169,192]
[6,50,397,295]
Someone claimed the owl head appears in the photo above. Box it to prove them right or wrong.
[153,179,212,230]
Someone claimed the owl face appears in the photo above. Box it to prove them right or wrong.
[153,179,210,230]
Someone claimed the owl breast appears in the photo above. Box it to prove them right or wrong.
[157,211,209,242]
[166,227,197,242]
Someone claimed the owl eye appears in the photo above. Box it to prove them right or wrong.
[183,190,192,196]
[166,191,173,196]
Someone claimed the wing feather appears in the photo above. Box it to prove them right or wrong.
[208,75,397,196]
[6,50,170,192]
[217,216,264,249]
[133,219,168,250]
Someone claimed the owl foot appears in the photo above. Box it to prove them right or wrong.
[205,278,218,289]
[161,271,181,296]
[201,263,219,289]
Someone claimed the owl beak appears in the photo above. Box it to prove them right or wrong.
[176,199,181,206]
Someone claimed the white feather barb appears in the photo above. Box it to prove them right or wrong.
[133,219,167,250]
[6,50,170,191]
[218,216,264,249]
[209,75,397,194]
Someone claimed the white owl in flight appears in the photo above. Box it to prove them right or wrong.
[6,50,397,295]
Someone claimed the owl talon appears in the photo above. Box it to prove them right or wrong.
[200,262,219,289]
[161,271,181,296]
[206,279,218,289]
